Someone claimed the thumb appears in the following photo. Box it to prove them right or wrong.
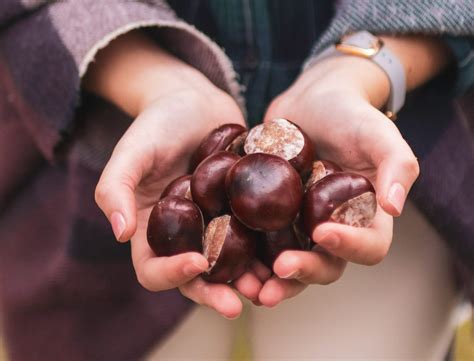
[355,106,420,217]
[95,140,147,242]
[376,154,420,216]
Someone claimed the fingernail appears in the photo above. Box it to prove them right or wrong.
[223,314,240,320]
[111,212,126,241]
[279,255,300,279]
[280,269,300,279]
[183,262,207,277]
[318,233,340,250]
[388,183,405,215]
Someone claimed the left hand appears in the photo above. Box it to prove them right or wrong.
[256,33,452,308]
[256,55,421,307]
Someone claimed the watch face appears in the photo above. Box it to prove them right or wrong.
[336,35,383,58]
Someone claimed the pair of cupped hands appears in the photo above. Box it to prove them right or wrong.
[86,32,420,319]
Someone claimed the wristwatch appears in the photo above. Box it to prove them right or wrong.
[312,31,406,120]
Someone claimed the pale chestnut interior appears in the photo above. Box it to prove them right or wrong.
[330,192,377,228]
[203,215,230,270]
[244,118,304,161]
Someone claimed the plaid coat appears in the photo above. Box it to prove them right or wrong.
[0,1,473,360]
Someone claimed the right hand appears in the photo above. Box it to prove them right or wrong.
[87,31,270,319]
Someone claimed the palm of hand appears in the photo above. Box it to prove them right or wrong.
[255,82,418,307]
[97,89,269,319]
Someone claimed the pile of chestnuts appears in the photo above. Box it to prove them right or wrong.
[147,118,377,283]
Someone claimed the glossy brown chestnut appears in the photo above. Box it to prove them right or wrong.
[147,196,204,257]
[258,224,306,269]
[191,151,240,219]
[244,118,314,175]
[226,131,248,156]
[305,160,342,190]
[302,173,377,237]
[226,153,303,232]
[160,175,192,199]
[189,123,247,171]
[202,215,257,283]
[292,219,314,251]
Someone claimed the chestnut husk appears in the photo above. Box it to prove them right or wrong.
[191,151,240,219]
[244,118,314,175]
[305,160,342,190]
[147,196,204,257]
[160,174,192,199]
[226,153,304,232]
[202,215,257,283]
[302,173,377,237]
[189,124,247,171]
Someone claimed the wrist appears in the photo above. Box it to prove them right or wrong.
[136,63,220,115]
[83,30,222,117]
[303,56,391,109]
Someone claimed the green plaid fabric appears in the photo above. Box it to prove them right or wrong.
[171,0,333,125]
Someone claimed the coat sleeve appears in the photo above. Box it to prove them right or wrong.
[304,0,474,94]
[0,0,241,160]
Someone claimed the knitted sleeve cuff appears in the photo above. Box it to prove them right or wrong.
[304,0,474,90]
[0,0,240,160]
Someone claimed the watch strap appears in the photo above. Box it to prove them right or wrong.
[313,31,406,119]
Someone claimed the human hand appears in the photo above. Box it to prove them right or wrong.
[86,31,269,319]
[257,34,451,307]
[257,54,422,307]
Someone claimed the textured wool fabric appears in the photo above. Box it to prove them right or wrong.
[0,0,241,160]
[308,0,474,64]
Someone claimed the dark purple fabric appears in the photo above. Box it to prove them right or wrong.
[0,13,78,160]
[397,87,474,295]
[0,94,194,361]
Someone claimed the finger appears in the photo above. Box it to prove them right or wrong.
[361,108,420,217]
[95,136,151,242]
[249,259,273,283]
[130,219,209,291]
[180,277,243,320]
[258,276,306,308]
[233,271,263,301]
[273,250,347,285]
[376,153,419,216]
[134,252,208,292]
[312,207,393,265]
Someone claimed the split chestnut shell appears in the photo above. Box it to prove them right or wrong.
[202,215,257,283]
[305,160,342,190]
[244,118,314,175]
[302,173,377,237]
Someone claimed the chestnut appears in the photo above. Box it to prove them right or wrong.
[244,118,314,175]
[191,151,240,219]
[202,215,257,283]
[292,220,314,251]
[257,224,306,269]
[302,173,377,237]
[160,175,192,199]
[305,160,342,190]
[189,123,247,171]
[225,153,303,232]
[226,131,248,156]
[147,196,204,257]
